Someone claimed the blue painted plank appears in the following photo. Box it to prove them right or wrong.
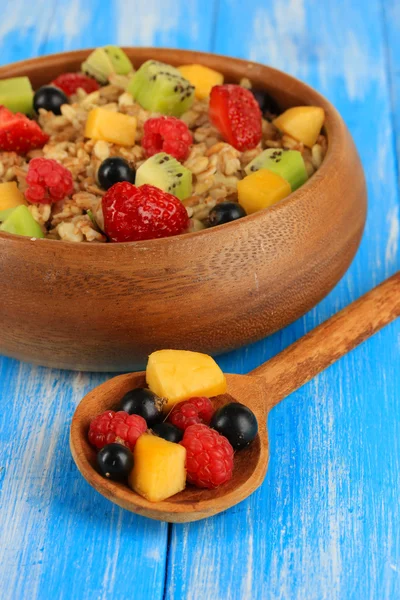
[166,1,400,599]
[384,1,400,180]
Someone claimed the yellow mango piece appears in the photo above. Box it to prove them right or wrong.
[237,169,291,215]
[129,434,186,502]
[273,106,325,148]
[146,349,227,409]
[178,64,223,100]
[0,181,27,211]
[85,107,137,146]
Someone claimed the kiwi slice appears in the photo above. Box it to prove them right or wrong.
[128,60,195,117]
[136,153,192,201]
[0,207,17,222]
[81,48,114,84]
[0,205,44,238]
[245,149,308,191]
[103,46,133,76]
[0,76,33,114]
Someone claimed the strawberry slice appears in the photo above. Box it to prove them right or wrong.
[209,84,262,151]
[51,73,100,96]
[0,106,49,154]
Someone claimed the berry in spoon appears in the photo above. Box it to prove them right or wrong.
[97,443,133,480]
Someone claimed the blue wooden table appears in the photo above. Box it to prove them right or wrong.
[1,1,400,598]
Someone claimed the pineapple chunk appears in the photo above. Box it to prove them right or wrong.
[146,349,227,409]
[129,434,186,502]
[273,106,325,148]
[0,181,27,212]
[237,169,291,214]
[85,107,137,146]
[178,64,224,100]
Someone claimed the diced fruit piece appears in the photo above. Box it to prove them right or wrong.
[33,86,69,115]
[51,73,100,96]
[103,45,133,76]
[0,207,17,222]
[25,158,74,204]
[128,60,195,117]
[146,350,227,410]
[82,46,133,83]
[237,169,291,214]
[209,84,262,151]
[208,202,246,227]
[0,76,33,114]
[152,423,183,443]
[98,157,136,190]
[118,388,164,426]
[102,182,189,242]
[273,106,325,148]
[88,410,147,451]
[129,434,186,502]
[250,88,280,116]
[97,443,134,480]
[0,181,27,211]
[178,64,224,100]
[169,397,214,431]
[85,107,137,146]
[210,402,258,450]
[245,148,308,191]
[136,152,192,201]
[142,117,192,162]
[0,106,49,153]
[180,424,234,488]
[0,205,44,238]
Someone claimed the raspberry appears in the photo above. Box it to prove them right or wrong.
[209,84,262,151]
[88,410,147,451]
[169,397,214,430]
[180,424,234,488]
[0,106,49,154]
[142,116,192,161]
[102,182,189,242]
[51,73,100,96]
[25,157,74,204]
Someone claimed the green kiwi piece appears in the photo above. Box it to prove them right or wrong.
[0,207,17,222]
[103,46,133,76]
[128,60,195,117]
[0,205,44,238]
[81,48,115,84]
[136,152,192,201]
[0,76,33,114]
[245,149,308,191]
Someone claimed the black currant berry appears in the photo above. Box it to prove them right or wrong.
[98,157,136,190]
[152,422,183,443]
[118,388,164,426]
[210,402,258,450]
[208,202,246,227]
[97,443,133,480]
[33,86,69,115]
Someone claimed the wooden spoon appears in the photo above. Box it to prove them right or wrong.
[70,273,400,522]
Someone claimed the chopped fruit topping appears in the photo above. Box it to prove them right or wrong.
[245,148,308,191]
[0,106,49,153]
[102,182,189,242]
[152,423,183,443]
[146,349,227,410]
[169,397,214,431]
[88,410,147,451]
[98,157,136,190]
[273,106,325,148]
[135,152,192,201]
[0,207,17,222]
[250,88,280,116]
[237,169,291,214]
[210,402,258,450]
[118,388,164,426]
[128,60,195,117]
[180,424,234,489]
[142,116,192,162]
[97,443,134,480]
[208,202,246,227]
[25,157,74,204]
[82,46,133,83]
[0,76,33,114]
[129,434,186,502]
[33,86,69,115]
[209,84,262,151]
[85,107,137,146]
[0,181,27,211]
[178,64,224,100]
[51,73,100,96]
[0,205,44,238]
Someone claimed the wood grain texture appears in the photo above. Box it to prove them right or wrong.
[1,0,400,598]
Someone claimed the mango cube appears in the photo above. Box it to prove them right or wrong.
[146,349,227,409]
[0,181,27,212]
[129,434,186,502]
[273,106,325,148]
[178,64,224,100]
[237,169,291,214]
[85,107,137,146]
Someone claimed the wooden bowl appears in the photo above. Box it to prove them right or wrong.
[0,48,367,372]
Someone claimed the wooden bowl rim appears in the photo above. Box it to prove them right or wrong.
[0,47,343,249]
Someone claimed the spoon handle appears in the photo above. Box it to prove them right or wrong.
[250,272,400,409]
